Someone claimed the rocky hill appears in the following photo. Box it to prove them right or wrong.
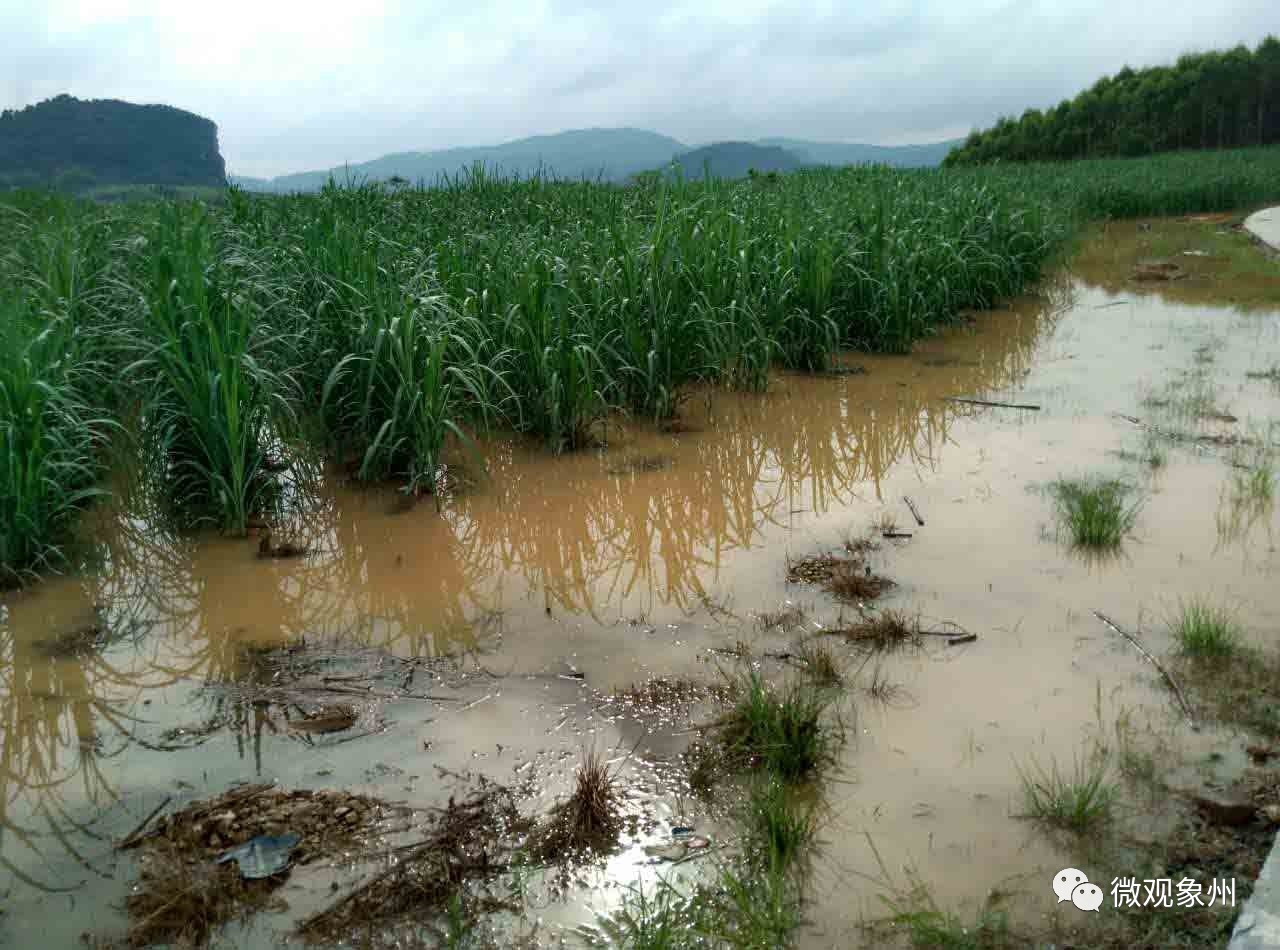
[0,94,227,192]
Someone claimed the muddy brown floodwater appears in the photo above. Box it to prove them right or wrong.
[1,232,1278,948]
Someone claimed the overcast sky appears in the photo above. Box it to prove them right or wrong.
[4,1,1276,178]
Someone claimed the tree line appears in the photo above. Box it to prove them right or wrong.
[945,36,1280,165]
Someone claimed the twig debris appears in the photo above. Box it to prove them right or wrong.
[1093,610,1196,727]
[944,396,1041,411]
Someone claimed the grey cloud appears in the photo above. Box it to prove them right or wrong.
[3,0,1276,177]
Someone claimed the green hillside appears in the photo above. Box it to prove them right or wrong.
[251,128,687,192]
[758,137,961,168]
[0,94,226,192]
[669,142,808,179]
[947,35,1280,165]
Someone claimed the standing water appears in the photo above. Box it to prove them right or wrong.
[2,228,1278,948]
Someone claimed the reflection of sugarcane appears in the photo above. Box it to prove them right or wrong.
[431,291,1056,618]
[0,593,164,893]
[31,268,1062,706]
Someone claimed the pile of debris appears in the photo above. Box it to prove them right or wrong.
[785,552,895,601]
[297,777,532,946]
[1131,260,1186,282]
[118,784,396,947]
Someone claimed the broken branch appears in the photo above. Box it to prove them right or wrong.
[1093,611,1196,726]
[944,397,1041,410]
[118,795,172,850]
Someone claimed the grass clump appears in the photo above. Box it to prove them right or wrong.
[0,301,111,586]
[1245,365,1280,385]
[129,204,296,534]
[588,879,706,949]
[715,867,804,948]
[321,291,506,495]
[756,604,809,634]
[866,839,1012,950]
[835,608,923,653]
[711,673,839,783]
[1172,644,1280,739]
[1171,597,1242,658]
[883,890,1011,950]
[795,638,845,687]
[741,778,818,876]
[1047,476,1142,549]
[590,775,817,948]
[1016,745,1116,834]
[1234,460,1275,506]
[591,867,802,950]
[533,747,624,860]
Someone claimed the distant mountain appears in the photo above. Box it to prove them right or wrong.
[243,128,688,192]
[0,94,226,192]
[756,137,963,168]
[669,142,809,179]
[231,129,966,192]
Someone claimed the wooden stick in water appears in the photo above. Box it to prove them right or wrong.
[119,795,172,850]
[1093,611,1196,726]
[944,396,1041,410]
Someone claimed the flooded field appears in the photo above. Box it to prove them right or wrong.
[2,221,1278,947]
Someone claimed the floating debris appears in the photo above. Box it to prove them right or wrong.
[606,454,673,476]
[785,553,896,602]
[256,528,309,559]
[286,705,358,735]
[643,842,688,862]
[1131,260,1186,282]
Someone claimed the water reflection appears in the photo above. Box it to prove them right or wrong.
[0,286,1059,906]
[83,292,1055,641]
[0,586,158,891]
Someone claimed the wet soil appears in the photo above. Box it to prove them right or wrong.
[1,220,1278,947]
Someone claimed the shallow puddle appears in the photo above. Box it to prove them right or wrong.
[1,243,1278,947]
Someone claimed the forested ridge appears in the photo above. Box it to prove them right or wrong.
[945,36,1280,165]
[0,94,226,191]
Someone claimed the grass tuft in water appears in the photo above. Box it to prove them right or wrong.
[534,746,623,859]
[741,778,818,876]
[1048,476,1142,549]
[836,608,922,653]
[1234,460,1275,506]
[588,878,705,949]
[795,638,845,687]
[1171,597,1242,658]
[866,838,1012,950]
[1016,745,1115,834]
[712,673,839,783]
[887,896,1011,950]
